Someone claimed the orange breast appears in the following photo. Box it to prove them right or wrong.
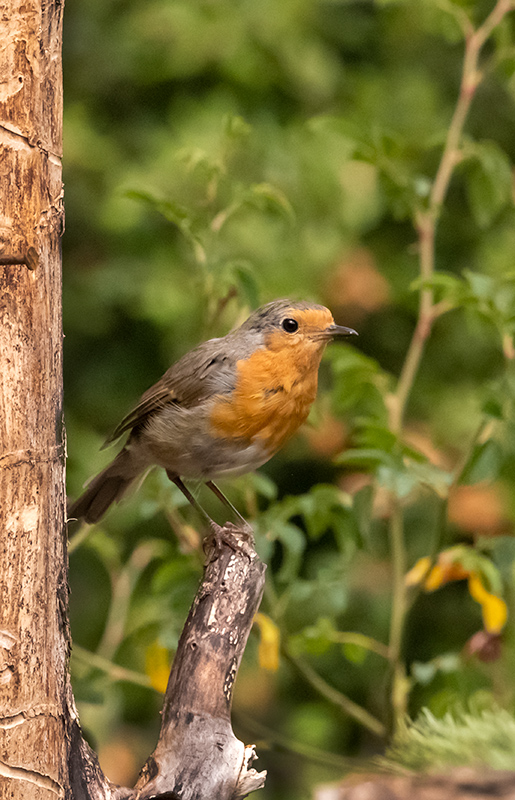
[209,339,325,456]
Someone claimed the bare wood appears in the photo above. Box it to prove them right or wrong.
[134,524,267,800]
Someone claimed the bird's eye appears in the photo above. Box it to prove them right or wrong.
[282,318,299,333]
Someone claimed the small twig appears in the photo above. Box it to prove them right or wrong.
[234,711,359,771]
[72,644,152,688]
[390,0,514,435]
[96,541,168,662]
[388,501,409,727]
[327,631,390,660]
[285,651,386,739]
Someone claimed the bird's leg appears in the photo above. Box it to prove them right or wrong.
[205,480,248,526]
[167,472,214,525]
[166,472,253,556]
[205,480,254,551]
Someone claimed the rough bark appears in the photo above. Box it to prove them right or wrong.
[0,1,69,798]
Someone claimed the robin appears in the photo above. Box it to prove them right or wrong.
[69,299,357,527]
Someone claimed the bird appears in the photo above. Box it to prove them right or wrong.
[68,299,357,527]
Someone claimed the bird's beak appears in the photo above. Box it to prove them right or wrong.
[321,324,358,340]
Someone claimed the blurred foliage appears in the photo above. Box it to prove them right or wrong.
[63,0,515,796]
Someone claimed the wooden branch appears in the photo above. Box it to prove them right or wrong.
[134,523,267,800]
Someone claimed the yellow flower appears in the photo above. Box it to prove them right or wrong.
[254,612,280,672]
[405,556,432,586]
[405,551,507,635]
[145,640,172,693]
[468,572,507,634]
[424,560,468,591]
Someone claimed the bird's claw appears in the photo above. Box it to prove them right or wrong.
[203,520,255,563]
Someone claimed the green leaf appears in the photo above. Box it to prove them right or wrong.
[291,617,336,656]
[232,262,260,309]
[418,0,468,44]
[352,484,374,547]
[222,113,252,142]
[243,471,278,501]
[176,146,223,181]
[126,189,206,261]
[464,141,513,229]
[302,484,352,540]
[407,460,453,498]
[459,439,503,484]
[464,269,497,302]
[411,271,465,307]
[266,484,352,544]
[463,269,515,330]
[247,182,296,222]
[489,536,515,581]
[126,189,191,227]
[270,520,306,584]
[377,464,418,498]
[335,447,396,469]
[327,347,390,421]
[354,421,399,452]
[482,396,505,420]
[342,642,368,664]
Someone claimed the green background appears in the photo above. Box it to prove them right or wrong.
[63,1,515,796]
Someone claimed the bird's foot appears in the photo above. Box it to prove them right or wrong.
[203,520,255,563]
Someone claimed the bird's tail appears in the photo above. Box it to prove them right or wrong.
[68,448,140,524]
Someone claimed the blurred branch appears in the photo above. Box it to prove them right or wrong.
[388,501,409,726]
[96,541,168,662]
[390,0,514,436]
[327,631,390,660]
[285,650,386,739]
[234,711,359,771]
[386,0,514,731]
[73,644,153,688]
[68,521,94,554]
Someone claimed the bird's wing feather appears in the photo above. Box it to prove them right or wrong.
[103,337,237,446]
[104,383,178,445]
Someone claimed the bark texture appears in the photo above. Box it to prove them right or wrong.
[0,1,69,797]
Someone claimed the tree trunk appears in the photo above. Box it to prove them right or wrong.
[0,1,70,796]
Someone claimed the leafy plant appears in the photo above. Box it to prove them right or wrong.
[64,0,515,796]
[380,706,515,773]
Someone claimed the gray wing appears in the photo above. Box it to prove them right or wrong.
[103,337,238,446]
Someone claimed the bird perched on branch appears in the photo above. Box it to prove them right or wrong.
[69,299,357,526]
